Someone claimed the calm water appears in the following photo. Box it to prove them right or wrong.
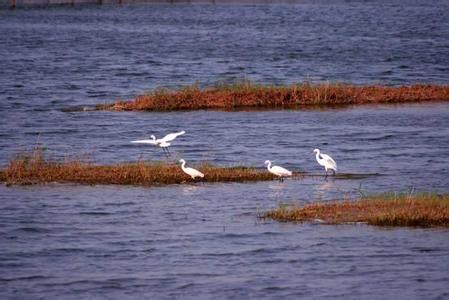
[1,1,449,299]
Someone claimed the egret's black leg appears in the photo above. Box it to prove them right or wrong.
[162,147,169,158]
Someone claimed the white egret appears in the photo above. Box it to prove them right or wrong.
[131,131,185,155]
[179,159,204,180]
[264,160,292,181]
[313,148,337,176]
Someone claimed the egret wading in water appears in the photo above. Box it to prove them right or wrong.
[264,160,292,182]
[179,159,204,180]
[131,131,185,156]
[313,148,337,177]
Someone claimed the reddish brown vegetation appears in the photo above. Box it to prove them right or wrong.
[0,151,276,186]
[98,82,449,111]
[262,193,449,227]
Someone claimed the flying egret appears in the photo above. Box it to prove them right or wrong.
[131,131,185,156]
[179,159,204,180]
[264,160,292,182]
[313,148,337,176]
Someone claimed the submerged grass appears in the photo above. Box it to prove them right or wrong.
[0,150,275,186]
[97,82,449,111]
[262,193,449,228]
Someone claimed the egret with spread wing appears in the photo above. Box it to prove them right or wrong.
[131,131,185,156]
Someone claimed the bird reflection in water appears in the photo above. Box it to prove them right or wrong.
[267,181,287,200]
[181,184,201,196]
[313,180,337,200]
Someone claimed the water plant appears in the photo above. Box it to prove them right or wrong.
[261,192,449,228]
[97,81,449,112]
[0,150,276,186]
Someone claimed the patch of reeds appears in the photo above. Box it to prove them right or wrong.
[0,150,276,186]
[261,193,449,228]
[97,82,449,111]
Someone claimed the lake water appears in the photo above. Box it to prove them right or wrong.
[1,1,449,299]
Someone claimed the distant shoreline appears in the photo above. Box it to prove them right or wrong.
[96,82,449,112]
[2,0,313,10]
[2,0,204,9]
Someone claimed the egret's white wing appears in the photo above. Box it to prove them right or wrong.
[161,131,185,142]
[185,167,204,178]
[131,139,158,145]
[271,165,292,176]
[321,154,337,170]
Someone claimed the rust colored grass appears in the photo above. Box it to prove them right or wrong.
[262,193,449,228]
[97,82,449,111]
[0,151,275,186]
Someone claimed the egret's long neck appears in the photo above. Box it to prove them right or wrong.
[181,161,186,169]
[315,151,321,161]
[266,162,271,171]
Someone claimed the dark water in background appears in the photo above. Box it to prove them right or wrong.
[1,0,449,110]
[1,1,449,298]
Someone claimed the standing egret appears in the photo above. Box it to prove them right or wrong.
[131,131,185,156]
[313,148,337,176]
[264,160,292,182]
[179,159,204,180]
